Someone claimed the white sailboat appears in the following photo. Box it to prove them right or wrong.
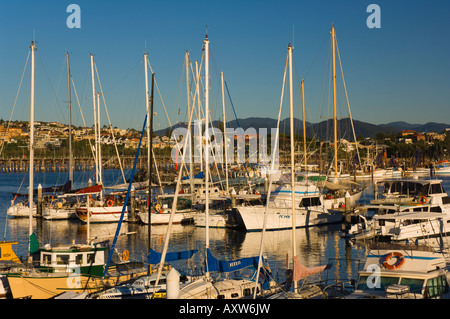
[147,35,273,299]
[5,43,147,300]
[236,43,342,232]
[75,54,129,223]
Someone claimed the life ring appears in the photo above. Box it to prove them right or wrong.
[122,250,129,261]
[419,196,427,204]
[382,252,405,270]
[155,204,162,212]
[106,199,114,207]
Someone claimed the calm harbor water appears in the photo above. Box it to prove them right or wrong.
[1,169,448,285]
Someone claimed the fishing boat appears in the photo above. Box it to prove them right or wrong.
[6,239,146,299]
[348,242,450,299]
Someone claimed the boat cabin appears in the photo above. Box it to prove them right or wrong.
[36,244,107,277]
[351,243,450,299]
[374,179,449,205]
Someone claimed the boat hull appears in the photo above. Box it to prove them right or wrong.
[75,206,129,223]
[236,205,342,231]
[6,269,147,299]
[138,210,195,225]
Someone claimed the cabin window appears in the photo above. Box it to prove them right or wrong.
[300,197,321,208]
[430,184,444,194]
[87,253,95,264]
[56,254,70,265]
[218,295,225,299]
[425,275,448,298]
[231,293,239,298]
[399,278,424,295]
[430,206,442,213]
[76,254,83,264]
[357,275,399,291]
[42,253,52,265]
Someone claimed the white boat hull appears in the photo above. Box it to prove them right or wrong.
[236,205,342,231]
[7,203,36,218]
[75,206,129,223]
[43,208,76,220]
[138,210,195,225]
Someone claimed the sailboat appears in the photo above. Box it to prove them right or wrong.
[320,25,364,210]
[42,53,102,220]
[75,54,130,223]
[149,35,275,299]
[236,43,342,232]
[6,45,147,299]
[137,52,196,226]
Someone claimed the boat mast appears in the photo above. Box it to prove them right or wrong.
[28,41,36,253]
[288,43,298,292]
[66,52,73,188]
[301,79,307,170]
[185,51,194,194]
[90,54,99,185]
[195,61,202,168]
[331,25,338,180]
[144,52,155,275]
[221,72,229,193]
[204,34,210,278]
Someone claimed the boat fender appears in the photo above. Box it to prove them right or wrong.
[106,199,114,207]
[381,252,404,270]
[122,250,129,261]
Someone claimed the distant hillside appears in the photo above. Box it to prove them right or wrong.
[155,117,450,139]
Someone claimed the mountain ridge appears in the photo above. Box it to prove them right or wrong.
[155,117,449,140]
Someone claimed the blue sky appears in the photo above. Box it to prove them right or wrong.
[1,0,449,132]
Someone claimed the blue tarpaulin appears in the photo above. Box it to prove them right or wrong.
[205,248,261,273]
[148,248,198,264]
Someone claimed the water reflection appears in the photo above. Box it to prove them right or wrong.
[1,170,449,287]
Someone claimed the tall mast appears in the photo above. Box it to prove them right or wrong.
[66,52,73,188]
[195,61,202,168]
[185,51,194,194]
[28,41,36,250]
[332,25,338,180]
[204,34,210,278]
[221,72,229,193]
[144,51,155,275]
[301,79,307,170]
[96,92,102,190]
[144,53,151,206]
[288,43,298,292]
[90,54,99,185]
